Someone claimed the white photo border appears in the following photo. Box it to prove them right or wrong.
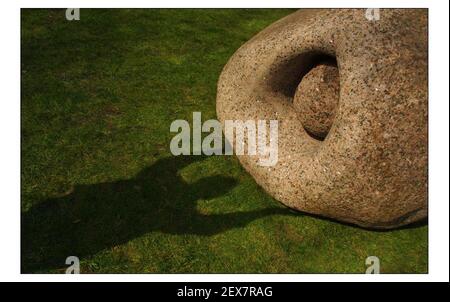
[2,0,448,282]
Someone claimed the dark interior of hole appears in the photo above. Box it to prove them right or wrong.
[268,52,338,98]
[303,128,326,141]
[267,52,339,142]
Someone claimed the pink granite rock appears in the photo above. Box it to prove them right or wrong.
[216,9,428,228]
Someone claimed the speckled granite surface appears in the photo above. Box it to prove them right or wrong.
[294,62,340,139]
[216,9,428,228]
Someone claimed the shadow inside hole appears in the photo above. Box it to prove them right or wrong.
[304,128,327,141]
[268,52,338,98]
[267,52,339,142]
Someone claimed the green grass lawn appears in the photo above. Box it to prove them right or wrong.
[21,8,428,273]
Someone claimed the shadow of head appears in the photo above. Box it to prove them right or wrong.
[188,175,238,200]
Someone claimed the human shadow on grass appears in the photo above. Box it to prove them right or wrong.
[21,155,294,272]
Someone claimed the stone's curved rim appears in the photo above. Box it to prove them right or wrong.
[216,9,428,229]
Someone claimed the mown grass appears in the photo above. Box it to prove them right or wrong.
[21,9,427,273]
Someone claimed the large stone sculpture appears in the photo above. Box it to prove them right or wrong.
[216,9,428,228]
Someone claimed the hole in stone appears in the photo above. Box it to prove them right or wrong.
[294,55,339,141]
[267,52,339,141]
[269,52,337,98]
